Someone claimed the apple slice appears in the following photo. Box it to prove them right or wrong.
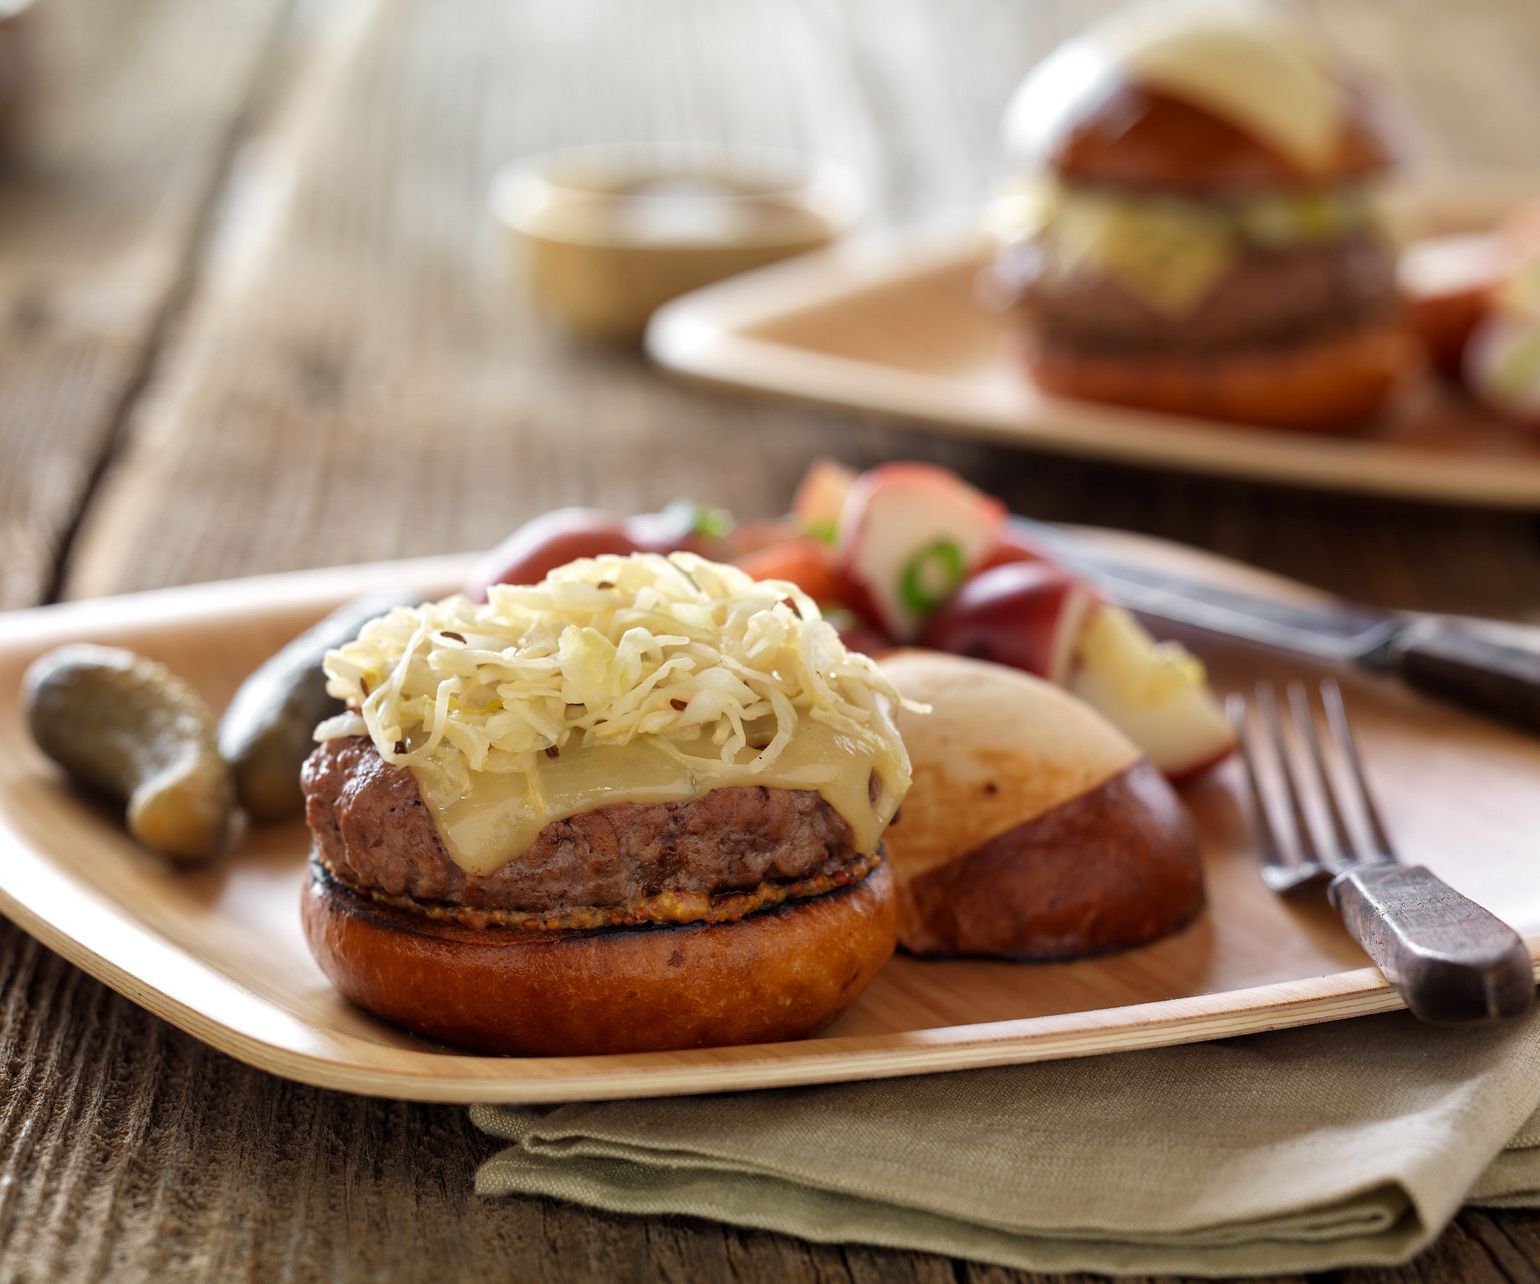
[837,463,1006,641]
[464,508,639,600]
[1465,303,1540,429]
[976,527,1052,573]
[790,458,858,543]
[1066,604,1234,780]
[920,561,1096,685]
[1400,233,1506,378]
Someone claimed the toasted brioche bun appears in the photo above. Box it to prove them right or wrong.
[1022,321,1416,430]
[898,760,1203,959]
[1002,5,1402,194]
[877,652,1202,959]
[1045,82,1397,193]
[302,859,897,1056]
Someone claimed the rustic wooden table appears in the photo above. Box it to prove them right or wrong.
[3,0,1540,1278]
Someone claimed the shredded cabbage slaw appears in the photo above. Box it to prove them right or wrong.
[318,553,913,801]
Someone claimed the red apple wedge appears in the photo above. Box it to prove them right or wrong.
[837,463,1006,640]
[465,508,640,599]
[466,502,740,599]
[790,458,857,542]
[920,561,1096,685]
[1066,604,1234,780]
[1465,304,1540,429]
[1400,233,1506,378]
[975,527,1053,572]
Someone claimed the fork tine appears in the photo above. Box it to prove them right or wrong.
[1321,677,1399,862]
[1257,681,1324,869]
[1230,689,1331,894]
[1286,680,1353,869]
[1226,693,1291,881]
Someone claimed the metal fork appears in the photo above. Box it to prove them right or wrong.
[1228,678,1534,1025]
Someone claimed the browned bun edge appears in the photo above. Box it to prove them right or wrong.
[1047,83,1399,192]
[302,858,898,1056]
[897,761,1203,960]
[1022,320,1416,430]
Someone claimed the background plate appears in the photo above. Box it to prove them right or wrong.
[0,539,1536,1103]
[647,172,1540,507]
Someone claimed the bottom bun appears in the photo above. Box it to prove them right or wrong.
[1023,322,1416,430]
[898,761,1203,960]
[302,858,897,1056]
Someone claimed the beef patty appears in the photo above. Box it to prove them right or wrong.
[997,234,1397,354]
[302,738,863,919]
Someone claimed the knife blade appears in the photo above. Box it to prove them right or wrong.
[1014,518,1540,736]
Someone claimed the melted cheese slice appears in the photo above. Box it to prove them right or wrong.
[1005,1,1344,174]
[414,720,906,878]
[988,179,1384,316]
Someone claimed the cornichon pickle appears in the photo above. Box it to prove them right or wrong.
[218,591,419,823]
[25,645,235,863]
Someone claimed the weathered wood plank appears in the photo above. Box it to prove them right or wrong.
[1459,1212,1540,1284]
[0,0,290,611]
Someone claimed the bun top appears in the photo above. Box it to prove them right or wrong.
[876,651,1140,882]
[1002,0,1400,192]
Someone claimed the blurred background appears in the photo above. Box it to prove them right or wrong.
[5,0,1540,613]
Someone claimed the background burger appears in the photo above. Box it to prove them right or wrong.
[301,552,910,1056]
[987,0,1414,430]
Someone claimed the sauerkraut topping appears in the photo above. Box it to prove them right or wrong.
[319,553,915,874]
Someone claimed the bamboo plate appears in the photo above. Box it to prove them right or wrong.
[0,539,1536,1103]
[647,172,1540,507]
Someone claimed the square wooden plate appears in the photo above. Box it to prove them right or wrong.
[646,172,1540,507]
[0,537,1536,1103]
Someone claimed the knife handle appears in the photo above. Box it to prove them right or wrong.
[1388,616,1540,735]
[1328,863,1535,1024]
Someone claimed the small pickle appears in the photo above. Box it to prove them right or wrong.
[218,591,419,823]
[25,645,235,863]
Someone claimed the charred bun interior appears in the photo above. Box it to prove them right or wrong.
[988,0,1414,429]
[301,552,912,1055]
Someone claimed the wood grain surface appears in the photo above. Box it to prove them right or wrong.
[4,0,1540,1280]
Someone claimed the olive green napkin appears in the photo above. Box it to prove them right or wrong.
[471,1008,1540,1277]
